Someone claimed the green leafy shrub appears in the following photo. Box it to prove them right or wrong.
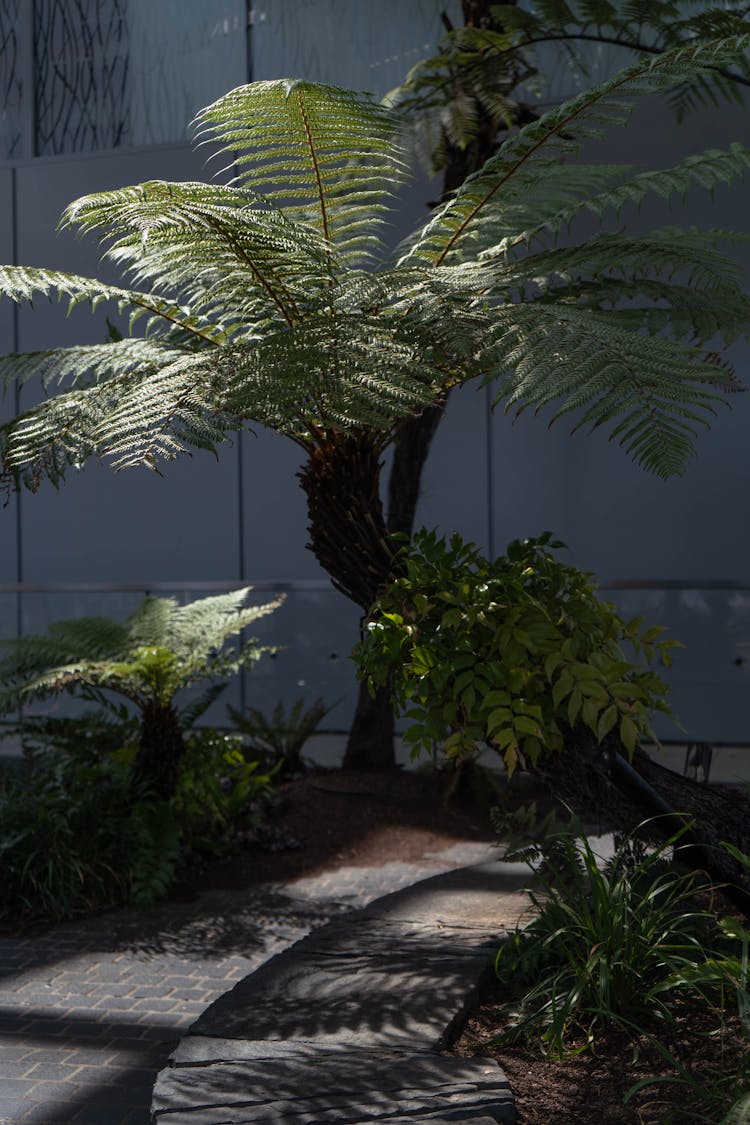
[227,696,333,776]
[354,530,677,775]
[172,728,276,853]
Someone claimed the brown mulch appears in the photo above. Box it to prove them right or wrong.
[450,988,748,1124]
[172,764,499,896]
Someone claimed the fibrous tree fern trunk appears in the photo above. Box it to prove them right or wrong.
[132,701,187,801]
[297,433,400,768]
[297,432,397,611]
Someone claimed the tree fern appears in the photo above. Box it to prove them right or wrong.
[0,588,283,799]
[0,43,748,518]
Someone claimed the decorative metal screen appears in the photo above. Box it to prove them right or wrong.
[34,0,130,155]
[32,0,247,155]
[0,0,22,159]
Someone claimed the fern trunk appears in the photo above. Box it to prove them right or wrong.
[297,432,401,768]
[132,701,186,800]
[297,432,398,610]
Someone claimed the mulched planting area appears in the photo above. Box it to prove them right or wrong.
[450,986,749,1123]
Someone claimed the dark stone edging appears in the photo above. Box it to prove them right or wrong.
[151,861,528,1123]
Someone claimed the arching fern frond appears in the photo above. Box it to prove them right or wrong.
[192,80,409,260]
[63,181,334,330]
[0,339,192,393]
[404,34,750,265]
[485,302,732,476]
[0,265,226,346]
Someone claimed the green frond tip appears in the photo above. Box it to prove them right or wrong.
[191,79,409,258]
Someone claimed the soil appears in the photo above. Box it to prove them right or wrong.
[172,763,500,896]
[450,987,748,1124]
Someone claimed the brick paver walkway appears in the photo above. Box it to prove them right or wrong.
[0,842,495,1125]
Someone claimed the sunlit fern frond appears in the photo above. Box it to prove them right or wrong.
[403,34,750,266]
[0,588,283,714]
[0,264,226,346]
[484,301,733,477]
[164,588,284,668]
[0,339,192,393]
[192,80,409,260]
[62,181,334,331]
[0,351,241,488]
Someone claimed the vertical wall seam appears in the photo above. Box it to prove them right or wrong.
[485,382,495,560]
[10,165,23,640]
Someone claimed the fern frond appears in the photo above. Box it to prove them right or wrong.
[164,587,284,668]
[467,145,750,262]
[485,302,731,476]
[0,338,192,393]
[0,588,283,715]
[63,181,334,330]
[192,81,409,260]
[404,34,750,265]
[0,265,225,346]
[0,350,240,487]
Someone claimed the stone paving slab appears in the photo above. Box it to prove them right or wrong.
[0,842,503,1125]
[152,1048,513,1121]
[155,861,526,1124]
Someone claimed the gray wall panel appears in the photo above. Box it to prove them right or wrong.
[414,382,491,554]
[489,97,750,583]
[241,428,327,581]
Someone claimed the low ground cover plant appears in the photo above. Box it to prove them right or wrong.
[468,823,750,1122]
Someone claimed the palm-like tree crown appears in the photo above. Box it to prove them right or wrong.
[0,587,282,713]
[0,38,749,488]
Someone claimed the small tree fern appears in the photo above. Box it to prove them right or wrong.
[0,38,749,747]
[0,587,282,799]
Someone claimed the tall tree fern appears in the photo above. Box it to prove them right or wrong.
[0,40,749,763]
[0,588,282,799]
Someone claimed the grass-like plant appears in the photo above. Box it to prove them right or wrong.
[492,821,716,1057]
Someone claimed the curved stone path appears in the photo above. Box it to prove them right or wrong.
[0,842,496,1125]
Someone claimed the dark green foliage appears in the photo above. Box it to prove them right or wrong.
[0,751,136,923]
[172,728,275,853]
[0,720,277,924]
[227,696,333,776]
[355,530,676,775]
[127,799,181,907]
[3,702,139,765]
